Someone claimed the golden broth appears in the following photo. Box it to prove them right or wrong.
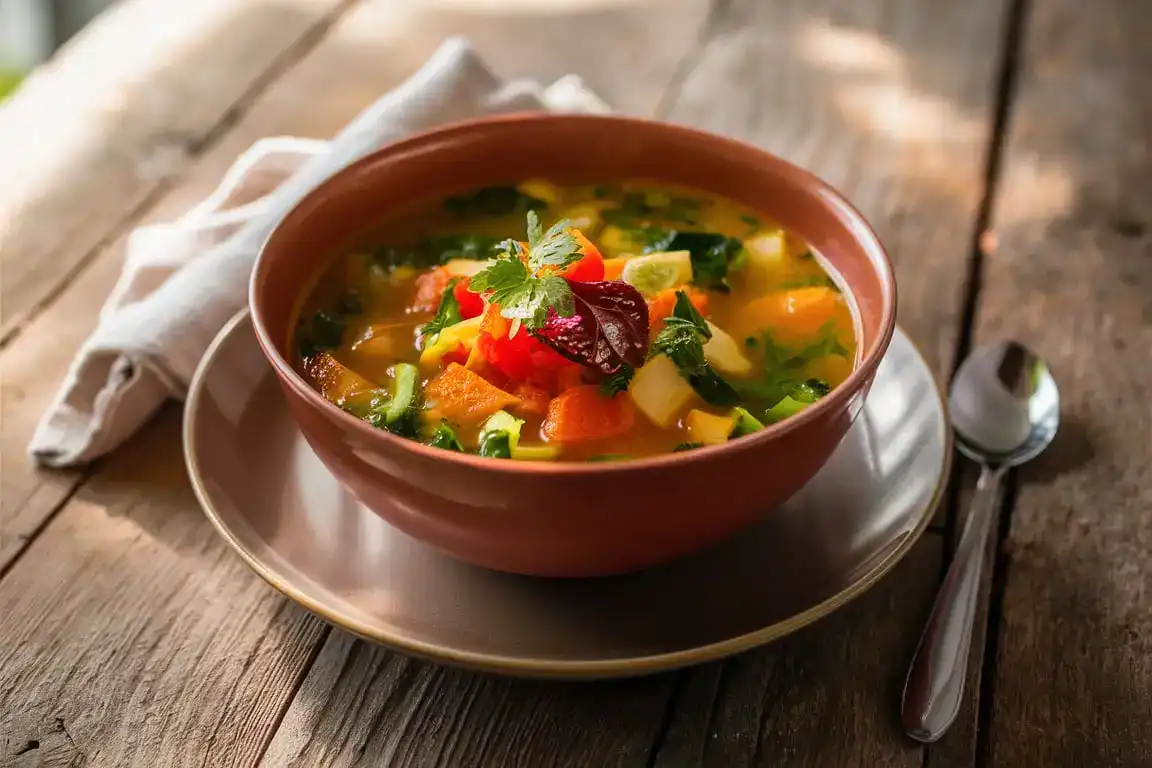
[294,181,857,461]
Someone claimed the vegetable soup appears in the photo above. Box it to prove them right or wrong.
[293,181,856,461]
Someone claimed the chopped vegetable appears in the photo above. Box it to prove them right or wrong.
[628,354,696,428]
[673,442,703,452]
[730,286,846,345]
[419,315,483,368]
[702,321,753,376]
[621,250,692,295]
[478,410,524,458]
[541,386,635,442]
[729,407,764,437]
[476,304,579,384]
[425,363,522,425]
[744,230,787,271]
[686,409,734,444]
[556,230,605,282]
[535,279,650,375]
[643,232,744,292]
[452,277,485,319]
[647,287,710,334]
[600,365,634,396]
[304,352,377,404]
[764,378,832,423]
[602,256,630,281]
[428,422,464,452]
[385,363,421,427]
[650,291,739,407]
[421,278,464,339]
[422,234,503,263]
[411,266,455,313]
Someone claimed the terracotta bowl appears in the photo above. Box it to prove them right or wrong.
[250,114,896,578]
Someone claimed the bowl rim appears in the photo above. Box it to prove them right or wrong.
[250,112,897,474]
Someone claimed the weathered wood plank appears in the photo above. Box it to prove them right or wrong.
[652,540,942,768]
[644,0,1006,763]
[260,632,677,768]
[0,0,355,344]
[974,0,1152,764]
[0,407,329,767]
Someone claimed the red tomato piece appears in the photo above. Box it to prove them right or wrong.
[453,277,485,319]
[558,230,605,282]
[411,266,453,313]
[477,305,580,385]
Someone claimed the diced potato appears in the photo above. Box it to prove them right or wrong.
[703,321,753,376]
[443,258,494,277]
[629,355,696,428]
[745,230,787,270]
[519,179,563,205]
[419,315,484,367]
[303,352,377,405]
[621,251,693,295]
[686,409,735,445]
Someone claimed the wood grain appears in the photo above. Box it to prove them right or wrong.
[0,406,328,768]
[260,632,677,768]
[974,0,1152,764]
[647,0,1008,763]
[0,0,355,345]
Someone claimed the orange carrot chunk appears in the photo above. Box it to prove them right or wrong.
[541,386,635,443]
[425,363,521,425]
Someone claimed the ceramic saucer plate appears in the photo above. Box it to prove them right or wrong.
[185,312,951,679]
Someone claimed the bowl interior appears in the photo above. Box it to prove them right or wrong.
[252,114,894,416]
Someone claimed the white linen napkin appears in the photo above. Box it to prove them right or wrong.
[29,38,609,467]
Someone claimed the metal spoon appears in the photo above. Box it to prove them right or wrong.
[901,341,1059,742]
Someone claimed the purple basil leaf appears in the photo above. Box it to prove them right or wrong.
[535,280,650,374]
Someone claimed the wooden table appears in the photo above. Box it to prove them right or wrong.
[1,0,1148,765]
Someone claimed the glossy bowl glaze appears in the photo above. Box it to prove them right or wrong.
[250,114,896,578]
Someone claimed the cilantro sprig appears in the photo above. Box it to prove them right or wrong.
[468,211,583,330]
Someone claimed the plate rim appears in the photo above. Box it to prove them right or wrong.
[184,310,953,679]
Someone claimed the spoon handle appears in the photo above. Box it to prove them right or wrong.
[902,463,1006,742]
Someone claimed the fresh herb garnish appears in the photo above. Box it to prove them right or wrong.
[468,211,581,329]
[736,323,848,406]
[428,421,464,452]
[444,186,546,218]
[673,442,703,452]
[421,278,463,338]
[643,232,745,293]
[341,363,422,438]
[650,291,739,407]
[536,280,650,375]
[600,365,635,396]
